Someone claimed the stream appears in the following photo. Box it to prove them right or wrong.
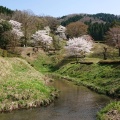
[0,79,112,120]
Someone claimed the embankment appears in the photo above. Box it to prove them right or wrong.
[51,62,120,120]
[0,57,58,112]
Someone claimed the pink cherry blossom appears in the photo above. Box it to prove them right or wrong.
[32,30,53,46]
[65,37,93,57]
[9,20,24,39]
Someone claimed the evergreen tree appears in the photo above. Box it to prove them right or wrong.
[0,6,14,15]
[88,23,111,41]
[0,20,12,49]
[61,15,83,26]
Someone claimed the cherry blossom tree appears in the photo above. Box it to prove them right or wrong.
[31,30,53,51]
[12,10,37,46]
[9,20,24,39]
[65,37,93,62]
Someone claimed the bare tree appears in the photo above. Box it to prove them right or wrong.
[43,16,60,33]
[3,31,19,52]
[12,10,37,46]
[34,17,47,30]
[106,26,120,56]
[103,47,107,60]
[66,21,88,38]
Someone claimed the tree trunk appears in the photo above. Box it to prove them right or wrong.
[103,53,107,60]
[103,47,107,60]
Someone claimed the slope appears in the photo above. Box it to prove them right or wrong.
[0,57,56,112]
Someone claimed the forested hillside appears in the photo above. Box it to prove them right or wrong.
[59,13,120,26]
[59,13,120,41]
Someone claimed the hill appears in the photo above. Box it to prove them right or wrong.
[58,13,120,26]
[0,57,57,112]
[58,13,120,41]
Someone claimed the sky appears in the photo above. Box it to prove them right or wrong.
[0,0,120,17]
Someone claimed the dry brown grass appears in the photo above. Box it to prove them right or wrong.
[0,57,12,77]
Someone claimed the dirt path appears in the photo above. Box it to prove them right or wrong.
[16,47,43,61]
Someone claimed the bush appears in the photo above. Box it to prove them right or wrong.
[2,50,7,57]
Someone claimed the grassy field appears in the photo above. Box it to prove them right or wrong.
[0,57,57,112]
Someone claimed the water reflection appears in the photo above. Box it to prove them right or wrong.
[0,79,111,120]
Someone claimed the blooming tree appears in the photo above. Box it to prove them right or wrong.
[65,37,93,62]
[9,20,24,39]
[32,30,53,51]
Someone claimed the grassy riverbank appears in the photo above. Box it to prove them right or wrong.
[97,101,120,120]
[0,57,58,112]
[52,62,120,120]
[55,63,120,98]
[17,46,120,119]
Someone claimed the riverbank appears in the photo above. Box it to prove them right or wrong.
[17,47,120,119]
[48,73,120,120]
[97,101,120,120]
[55,63,120,98]
[48,62,120,120]
[0,57,58,112]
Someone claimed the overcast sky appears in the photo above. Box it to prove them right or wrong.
[0,0,120,17]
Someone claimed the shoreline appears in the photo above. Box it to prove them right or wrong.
[48,73,120,120]
[0,90,59,113]
[48,73,119,99]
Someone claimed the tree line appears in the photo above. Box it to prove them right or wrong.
[0,6,60,53]
[0,6,14,15]
[1,6,120,58]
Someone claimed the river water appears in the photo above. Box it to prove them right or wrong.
[0,79,112,120]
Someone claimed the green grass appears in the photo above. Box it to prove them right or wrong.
[0,79,53,102]
[97,101,120,120]
[56,63,120,97]
[53,62,120,120]
[31,52,53,73]
[30,49,66,73]
[0,57,57,112]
